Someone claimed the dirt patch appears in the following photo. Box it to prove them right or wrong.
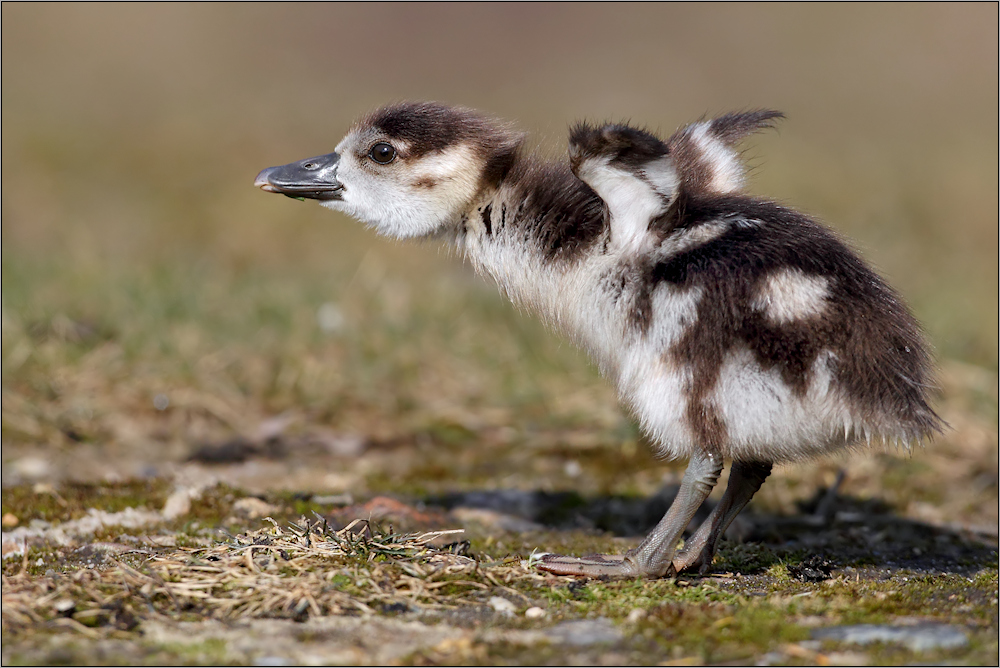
[2,489,997,665]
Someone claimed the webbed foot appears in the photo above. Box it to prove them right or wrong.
[537,552,644,578]
[537,453,726,580]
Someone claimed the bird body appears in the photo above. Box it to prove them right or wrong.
[256,102,941,577]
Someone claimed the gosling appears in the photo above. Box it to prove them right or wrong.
[255,102,941,578]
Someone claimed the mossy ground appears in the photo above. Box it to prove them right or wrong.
[3,476,997,665]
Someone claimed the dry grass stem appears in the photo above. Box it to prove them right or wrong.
[1,517,548,636]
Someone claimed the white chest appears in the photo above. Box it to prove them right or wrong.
[460,223,697,383]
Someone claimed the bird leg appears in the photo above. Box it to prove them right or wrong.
[538,452,723,578]
[671,460,772,575]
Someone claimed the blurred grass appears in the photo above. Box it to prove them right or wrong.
[1,4,997,522]
[3,4,995,364]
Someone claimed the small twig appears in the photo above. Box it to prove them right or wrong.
[49,616,101,639]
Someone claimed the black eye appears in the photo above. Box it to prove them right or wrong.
[369,143,396,164]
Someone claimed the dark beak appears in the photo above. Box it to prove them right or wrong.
[254,152,343,200]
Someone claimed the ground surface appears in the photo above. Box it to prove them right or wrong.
[3,368,998,666]
[3,4,998,665]
[2,474,998,665]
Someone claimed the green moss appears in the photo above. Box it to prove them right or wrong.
[764,562,792,584]
[636,601,810,662]
[827,569,1000,624]
[716,542,784,575]
[1,479,172,526]
[2,545,62,577]
[181,483,241,527]
[143,638,237,665]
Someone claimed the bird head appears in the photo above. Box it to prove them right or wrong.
[255,102,523,239]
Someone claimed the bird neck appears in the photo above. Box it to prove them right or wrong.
[453,153,610,339]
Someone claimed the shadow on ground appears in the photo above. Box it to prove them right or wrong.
[426,485,999,577]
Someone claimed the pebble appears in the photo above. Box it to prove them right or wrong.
[626,608,647,624]
[524,606,545,619]
[232,497,279,519]
[162,487,196,520]
[2,513,19,528]
[755,650,785,666]
[12,457,50,480]
[826,651,871,665]
[488,596,517,615]
[452,507,545,533]
[544,618,622,646]
[311,493,354,507]
[812,623,969,652]
[53,599,76,615]
[316,302,345,333]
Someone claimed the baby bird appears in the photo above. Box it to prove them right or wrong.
[255,102,942,578]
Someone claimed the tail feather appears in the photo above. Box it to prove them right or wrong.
[667,110,784,196]
[708,110,785,145]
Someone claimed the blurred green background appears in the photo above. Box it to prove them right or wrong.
[2,5,997,509]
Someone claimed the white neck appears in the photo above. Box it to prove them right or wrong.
[454,187,624,376]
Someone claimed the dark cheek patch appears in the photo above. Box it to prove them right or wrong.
[412,177,438,189]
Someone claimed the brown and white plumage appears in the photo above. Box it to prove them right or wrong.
[255,102,942,578]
